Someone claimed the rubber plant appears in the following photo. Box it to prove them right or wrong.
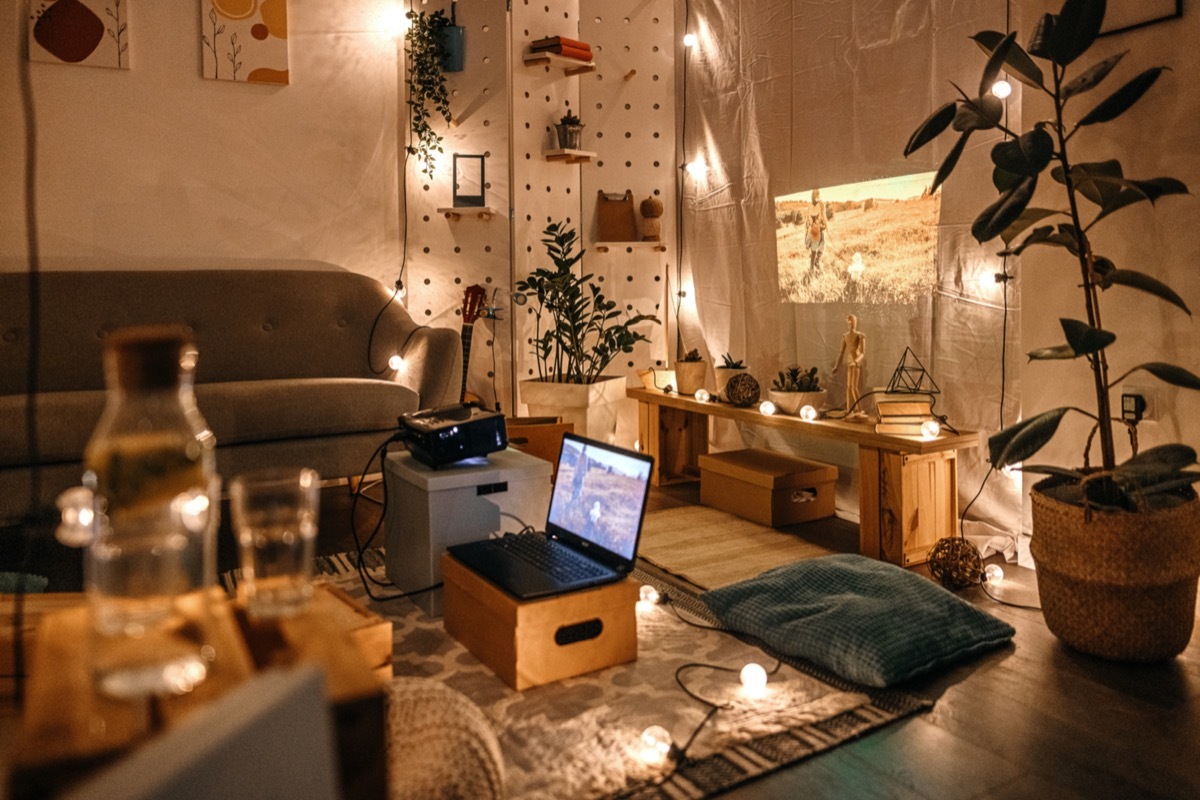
[517,221,660,384]
[905,0,1200,512]
[404,9,453,178]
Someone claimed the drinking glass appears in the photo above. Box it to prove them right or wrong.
[230,468,320,618]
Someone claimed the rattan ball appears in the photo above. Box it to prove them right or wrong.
[725,372,760,407]
[927,536,983,589]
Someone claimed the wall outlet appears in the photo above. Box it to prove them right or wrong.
[1122,385,1158,422]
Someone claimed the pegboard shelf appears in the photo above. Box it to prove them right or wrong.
[544,148,597,164]
[437,207,499,221]
[523,50,596,75]
[593,241,668,253]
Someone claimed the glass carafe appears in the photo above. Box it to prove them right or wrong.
[82,325,218,699]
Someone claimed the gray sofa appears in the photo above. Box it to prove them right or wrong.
[0,267,462,522]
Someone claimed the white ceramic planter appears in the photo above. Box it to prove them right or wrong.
[520,375,626,444]
[673,362,707,396]
[767,389,827,416]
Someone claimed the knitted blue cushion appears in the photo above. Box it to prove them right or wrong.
[701,554,1014,687]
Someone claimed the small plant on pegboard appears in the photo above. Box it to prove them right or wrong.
[405,9,453,177]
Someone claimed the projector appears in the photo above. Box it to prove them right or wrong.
[398,403,508,468]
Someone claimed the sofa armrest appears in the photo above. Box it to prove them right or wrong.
[396,325,462,409]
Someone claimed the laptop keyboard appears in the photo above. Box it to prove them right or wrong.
[496,534,608,582]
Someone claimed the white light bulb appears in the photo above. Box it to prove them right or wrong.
[920,419,942,439]
[55,486,97,547]
[683,33,698,48]
[388,354,406,372]
[984,564,1004,583]
[639,584,660,604]
[740,662,768,695]
[685,158,708,179]
[759,400,776,416]
[639,725,674,764]
[694,389,711,403]
[382,5,411,38]
[799,404,818,422]
[991,78,1013,99]
[634,439,641,452]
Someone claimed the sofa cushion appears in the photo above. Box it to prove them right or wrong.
[701,554,1015,687]
[0,379,418,468]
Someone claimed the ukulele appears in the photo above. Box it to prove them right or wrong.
[460,284,487,404]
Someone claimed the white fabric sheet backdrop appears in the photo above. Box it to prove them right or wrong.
[680,0,1023,546]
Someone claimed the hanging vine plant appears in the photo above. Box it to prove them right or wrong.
[404,9,453,178]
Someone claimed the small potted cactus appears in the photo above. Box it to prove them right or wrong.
[555,111,584,150]
[715,352,746,401]
[768,365,827,416]
[674,348,707,396]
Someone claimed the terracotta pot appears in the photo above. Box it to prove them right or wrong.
[766,389,827,416]
[519,375,625,444]
[673,361,707,396]
[1030,478,1200,662]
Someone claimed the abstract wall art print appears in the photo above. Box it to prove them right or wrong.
[29,0,131,70]
[200,0,289,85]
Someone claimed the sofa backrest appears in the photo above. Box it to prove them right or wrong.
[0,269,426,394]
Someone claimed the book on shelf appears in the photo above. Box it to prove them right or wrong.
[531,35,592,51]
[529,44,594,61]
[871,414,930,425]
[876,397,933,417]
[874,421,929,436]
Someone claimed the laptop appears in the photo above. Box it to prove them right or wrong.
[446,433,654,600]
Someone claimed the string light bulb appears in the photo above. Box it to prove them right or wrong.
[388,354,406,372]
[55,485,96,547]
[799,404,818,422]
[920,419,942,439]
[683,33,698,48]
[991,78,1013,99]
[984,564,1005,583]
[759,400,776,416]
[684,158,709,179]
[694,389,711,403]
[638,725,675,765]
[740,662,768,695]
[639,584,661,604]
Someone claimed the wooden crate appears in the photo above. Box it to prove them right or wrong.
[441,553,637,690]
[699,448,837,526]
[860,448,959,567]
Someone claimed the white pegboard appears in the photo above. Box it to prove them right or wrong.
[403,1,512,409]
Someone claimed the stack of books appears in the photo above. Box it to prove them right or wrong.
[529,35,594,63]
[874,393,934,436]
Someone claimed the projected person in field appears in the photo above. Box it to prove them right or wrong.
[804,189,829,270]
[833,314,866,417]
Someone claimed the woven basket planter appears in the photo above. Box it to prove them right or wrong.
[1030,478,1200,662]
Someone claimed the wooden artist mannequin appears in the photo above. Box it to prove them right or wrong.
[832,314,867,418]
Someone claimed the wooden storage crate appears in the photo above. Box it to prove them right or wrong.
[441,553,637,690]
[699,448,837,526]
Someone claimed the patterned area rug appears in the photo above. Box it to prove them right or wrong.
[323,557,930,800]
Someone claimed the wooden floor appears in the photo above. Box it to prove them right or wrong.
[10,480,1200,798]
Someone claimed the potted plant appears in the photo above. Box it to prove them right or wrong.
[768,366,826,416]
[405,9,454,178]
[674,348,707,396]
[555,111,584,150]
[715,353,746,401]
[906,0,1200,661]
[517,221,659,441]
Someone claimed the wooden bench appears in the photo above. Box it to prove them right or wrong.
[628,387,979,567]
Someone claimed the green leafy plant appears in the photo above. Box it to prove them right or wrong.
[772,366,821,392]
[719,353,745,369]
[517,221,660,384]
[405,9,453,178]
[905,0,1199,511]
[678,348,703,363]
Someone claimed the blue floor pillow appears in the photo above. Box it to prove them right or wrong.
[702,554,1015,687]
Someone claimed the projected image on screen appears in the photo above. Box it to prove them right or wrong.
[776,172,939,305]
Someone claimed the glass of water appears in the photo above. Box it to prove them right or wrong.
[229,468,320,618]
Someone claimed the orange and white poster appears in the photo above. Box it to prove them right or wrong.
[201,0,289,85]
[29,0,131,70]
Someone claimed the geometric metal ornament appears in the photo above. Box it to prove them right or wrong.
[886,347,941,395]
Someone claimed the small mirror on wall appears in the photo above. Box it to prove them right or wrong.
[453,154,485,207]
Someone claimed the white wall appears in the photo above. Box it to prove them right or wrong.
[1,1,404,287]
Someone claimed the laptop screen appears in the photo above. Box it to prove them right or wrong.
[545,434,653,563]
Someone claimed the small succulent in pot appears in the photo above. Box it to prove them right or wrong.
[773,366,821,392]
[679,348,703,363]
[719,353,746,370]
[560,111,583,127]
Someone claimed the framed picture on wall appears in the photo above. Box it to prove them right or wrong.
[1100,0,1182,36]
